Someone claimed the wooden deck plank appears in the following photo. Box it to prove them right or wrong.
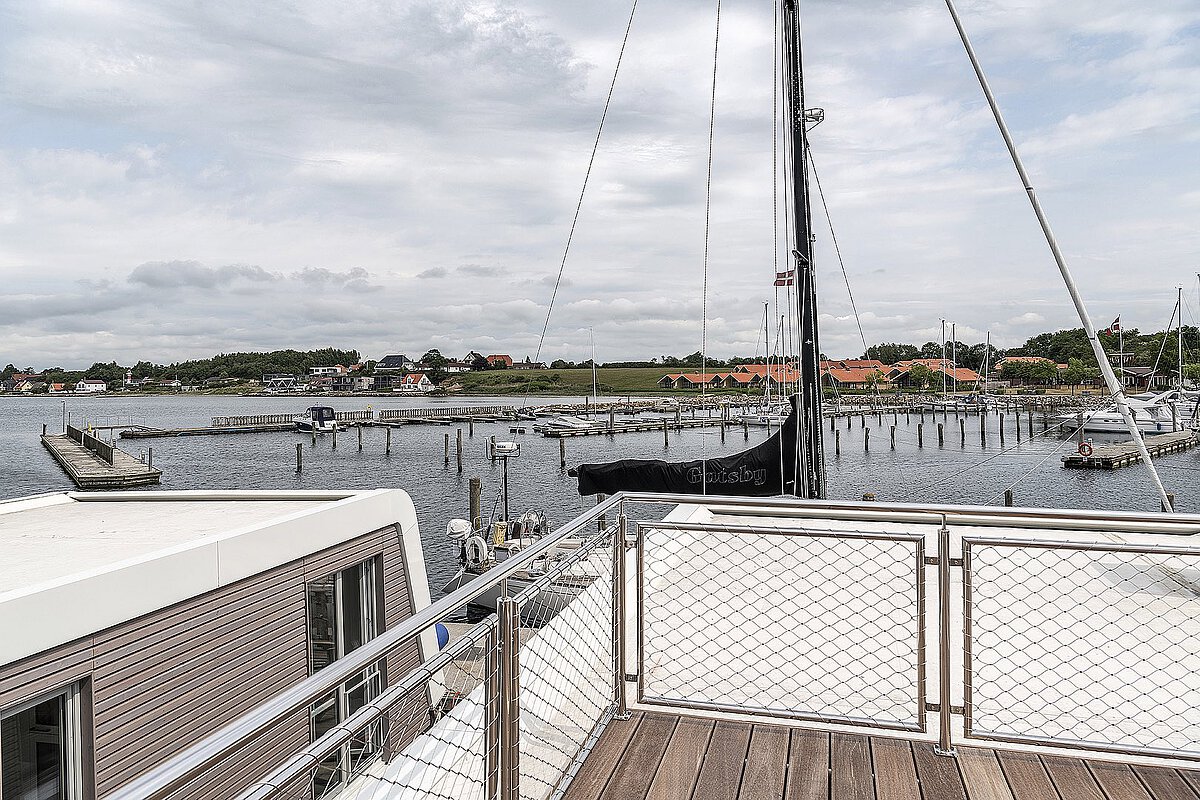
[957,748,1015,800]
[785,729,830,800]
[738,725,791,800]
[912,742,967,800]
[563,712,644,800]
[694,720,753,800]
[995,751,1059,800]
[1181,771,1200,796]
[1087,763,1153,800]
[1131,766,1199,800]
[831,733,874,800]
[1042,756,1105,800]
[600,713,678,800]
[645,717,715,800]
[871,736,919,800]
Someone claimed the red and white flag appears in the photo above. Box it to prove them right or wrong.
[1104,316,1121,335]
[774,269,794,287]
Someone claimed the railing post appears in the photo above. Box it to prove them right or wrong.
[935,519,957,756]
[498,596,521,800]
[485,621,501,800]
[612,510,630,719]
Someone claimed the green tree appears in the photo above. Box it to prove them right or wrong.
[862,343,919,364]
[906,363,936,390]
[1061,358,1098,394]
[421,349,447,368]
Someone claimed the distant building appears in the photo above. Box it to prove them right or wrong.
[486,354,513,368]
[887,359,979,388]
[820,360,891,390]
[76,380,107,394]
[352,376,374,392]
[309,365,347,376]
[375,354,415,373]
[48,383,68,395]
[262,374,299,393]
[511,359,548,370]
[395,373,435,394]
[462,351,486,366]
[442,360,473,374]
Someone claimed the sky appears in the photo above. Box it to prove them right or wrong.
[1,0,1198,369]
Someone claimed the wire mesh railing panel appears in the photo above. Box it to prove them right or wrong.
[512,528,617,800]
[638,522,924,730]
[966,539,1200,758]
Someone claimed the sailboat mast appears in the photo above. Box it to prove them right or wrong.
[780,0,824,498]
[1178,286,1183,393]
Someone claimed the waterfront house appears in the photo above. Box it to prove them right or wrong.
[309,365,347,377]
[486,354,513,368]
[48,383,68,394]
[374,354,414,373]
[352,375,374,392]
[887,358,979,389]
[395,373,435,394]
[820,359,891,390]
[75,380,107,394]
[15,380,45,393]
[0,490,431,800]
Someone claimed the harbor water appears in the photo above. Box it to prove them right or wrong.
[3,394,1198,593]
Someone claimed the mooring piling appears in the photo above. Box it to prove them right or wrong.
[295,443,302,473]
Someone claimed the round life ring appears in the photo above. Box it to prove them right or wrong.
[1078,442,1094,457]
[464,535,489,568]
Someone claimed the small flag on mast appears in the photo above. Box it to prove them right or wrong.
[774,269,794,287]
[1104,316,1121,335]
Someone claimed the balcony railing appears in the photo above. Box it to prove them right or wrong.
[108,495,1200,800]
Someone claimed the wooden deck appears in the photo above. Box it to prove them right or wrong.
[563,712,1200,800]
[41,433,161,488]
[1061,430,1197,469]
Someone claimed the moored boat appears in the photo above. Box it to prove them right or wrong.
[293,405,339,433]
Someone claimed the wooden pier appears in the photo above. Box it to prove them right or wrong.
[542,419,728,438]
[121,423,292,439]
[42,429,161,488]
[1062,430,1198,469]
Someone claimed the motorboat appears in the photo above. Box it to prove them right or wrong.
[1055,391,1186,434]
[293,405,339,433]
[532,414,603,433]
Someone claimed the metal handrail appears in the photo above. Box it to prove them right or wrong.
[107,492,625,800]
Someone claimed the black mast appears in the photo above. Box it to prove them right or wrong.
[781,0,825,498]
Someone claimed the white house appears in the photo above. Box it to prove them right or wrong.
[309,365,347,376]
[394,374,435,394]
[76,380,107,393]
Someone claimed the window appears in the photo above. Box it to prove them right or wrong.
[1,686,83,800]
[306,558,383,797]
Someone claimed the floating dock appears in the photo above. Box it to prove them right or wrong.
[541,419,728,438]
[42,431,161,488]
[1061,430,1198,469]
[121,423,292,438]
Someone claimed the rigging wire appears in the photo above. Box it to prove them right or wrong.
[699,0,723,494]
[520,0,640,411]
[808,147,868,358]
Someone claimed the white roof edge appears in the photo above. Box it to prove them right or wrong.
[0,489,422,667]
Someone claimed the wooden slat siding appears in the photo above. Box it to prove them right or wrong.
[957,748,1015,800]
[600,713,677,799]
[0,637,93,709]
[0,523,422,800]
[1086,763,1153,800]
[1042,756,1106,800]
[785,729,830,800]
[911,743,967,800]
[870,737,919,799]
[1132,766,1200,800]
[694,720,753,800]
[830,733,874,800]
[645,717,714,800]
[1182,771,1200,796]
[738,725,790,800]
[563,712,643,800]
[995,751,1060,800]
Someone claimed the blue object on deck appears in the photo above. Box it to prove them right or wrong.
[436,622,450,649]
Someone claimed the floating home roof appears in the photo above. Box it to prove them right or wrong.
[0,489,422,666]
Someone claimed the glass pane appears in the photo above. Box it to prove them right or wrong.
[310,693,341,797]
[340,563,365,655]
[2,694,66,800]
[308,576,337,673]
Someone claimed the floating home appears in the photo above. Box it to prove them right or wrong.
[0,490,431,800]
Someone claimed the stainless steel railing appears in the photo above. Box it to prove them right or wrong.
[109,494,1200,800]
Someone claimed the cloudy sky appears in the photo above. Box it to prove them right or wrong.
[1,0,1198,368]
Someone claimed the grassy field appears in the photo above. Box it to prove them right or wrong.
[447,367,682,396]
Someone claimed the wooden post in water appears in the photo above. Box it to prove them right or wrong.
[999,414,1005,445]
[830,414,835,431]
[864,428,870,451]
[835,429,841,456]
[1030,412,1035,437]
[331,427,337,448]
[148,448,153,471]
[559,439,566,468]
[490,435,496,462]
[386,427,392,455]
[296,443,302,473]
[742,420,748,440]
[890,425,896,449]
[444,433,450,465]
[720,421,726,443]
[42,423,46,436]
[920,408,925,422]
[608,408,615,431]
[456,429,463,472]
[311,428,317,446]
[1004,489,1014,507]
[358,426,363,451]
[469,477,482,529]
[979,415,985,446]
[959,418,965,445]
[664,420,670,446]
[918,423,924,448]
[937,423,944,447]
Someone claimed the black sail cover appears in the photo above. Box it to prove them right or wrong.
[575,395,800,497]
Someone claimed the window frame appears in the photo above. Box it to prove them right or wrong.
[1,682,85,800]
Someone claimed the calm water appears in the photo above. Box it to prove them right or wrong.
[3,394,1197,592]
